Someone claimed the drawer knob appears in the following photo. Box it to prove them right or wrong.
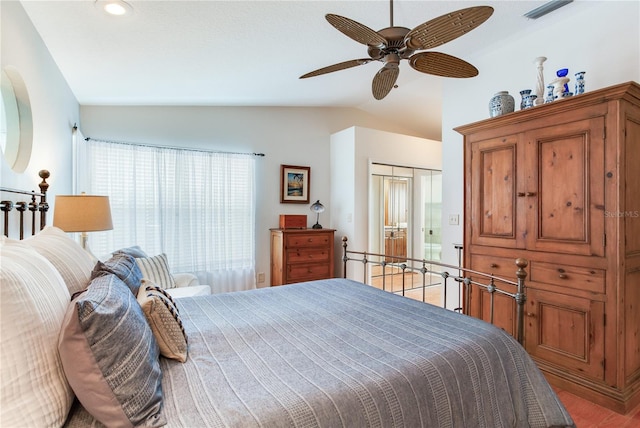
[559,273,568,279]
[526,312,536,318]
[517,192,526,197]
[526,192,536,197]
[490,263,498,268]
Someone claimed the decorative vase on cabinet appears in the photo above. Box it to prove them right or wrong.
[489,91,515,117]
[519,89,532,110]
[575,71,586,94]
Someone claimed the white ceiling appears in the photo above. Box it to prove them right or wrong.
[21,0,549,139]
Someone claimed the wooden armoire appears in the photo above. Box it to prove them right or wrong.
[455,81,640,413]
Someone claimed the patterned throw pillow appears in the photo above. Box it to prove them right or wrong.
[136,253,176,289]
[58,273,165,427]
[91,252,142,295]
[137,279,188,362]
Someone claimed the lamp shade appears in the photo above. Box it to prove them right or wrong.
[310,200,325,229]
[310,200,325,213]
[53,195,113,232]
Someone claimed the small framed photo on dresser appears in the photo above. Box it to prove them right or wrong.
[280,165,310,204]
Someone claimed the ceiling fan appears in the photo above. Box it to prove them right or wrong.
[299,1,494,100]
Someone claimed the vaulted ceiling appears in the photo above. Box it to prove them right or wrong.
[21,1,551,139]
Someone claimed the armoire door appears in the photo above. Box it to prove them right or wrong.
[469,135,526,249]
[525,288,605,382]
[524,116,606,257]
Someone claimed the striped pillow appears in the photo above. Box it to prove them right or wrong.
[136,253,176,289]
[23,226,94,295]
[137,279,188,362]
[0,238,74,427]
[58,274,165,427]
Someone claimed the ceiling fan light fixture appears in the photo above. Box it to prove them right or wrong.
[523,0,573,19]
[95,0,133,16]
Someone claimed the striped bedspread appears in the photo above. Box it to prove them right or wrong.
[66,278,574,427]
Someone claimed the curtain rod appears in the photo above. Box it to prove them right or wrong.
[84,137,265,157]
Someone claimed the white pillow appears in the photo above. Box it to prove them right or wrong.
[23,226,94,295]
[136,253,176,289]
[0,237,74,427]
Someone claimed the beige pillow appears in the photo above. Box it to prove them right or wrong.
[0,238,74,427]
[23,226,94,295]
[137,279,188,362]
[136,253,176,289]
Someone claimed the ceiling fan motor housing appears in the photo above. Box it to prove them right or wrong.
[367,27,414,60]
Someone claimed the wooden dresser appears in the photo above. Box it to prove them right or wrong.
[270,228,335,286]
[455,82,640,413]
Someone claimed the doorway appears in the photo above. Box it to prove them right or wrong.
[369,163,442,295]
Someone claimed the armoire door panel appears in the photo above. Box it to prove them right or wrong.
[525,117,606,257]
[470,137,524,249]
[526,288,605,381]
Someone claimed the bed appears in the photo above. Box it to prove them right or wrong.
[0,174,575,428]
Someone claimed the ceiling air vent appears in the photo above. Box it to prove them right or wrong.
[524,0,573,19]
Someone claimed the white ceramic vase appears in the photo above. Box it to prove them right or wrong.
[533,56,547,106]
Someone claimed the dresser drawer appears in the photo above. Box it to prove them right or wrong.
[286,233,332,248]
[287,247,330,264]
[530,261,605,294]
[286,263,332,283]
[470,254,519,282]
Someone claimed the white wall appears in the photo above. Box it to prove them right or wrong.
[1,1,79,210]
[330,126,442,279]
[80,106,421,286]
[440,0,640,268]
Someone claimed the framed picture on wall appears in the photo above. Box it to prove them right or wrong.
[280,165,310,203]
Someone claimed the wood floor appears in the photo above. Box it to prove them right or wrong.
[553,387,640,427]
[369,270,640,427]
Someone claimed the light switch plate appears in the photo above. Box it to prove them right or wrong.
[448,214,460,225]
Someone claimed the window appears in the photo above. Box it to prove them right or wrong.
[83,139,256,292]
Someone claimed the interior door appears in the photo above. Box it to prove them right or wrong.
[371,163,443,269]
[383,172,410,262]
[413,169,442,262]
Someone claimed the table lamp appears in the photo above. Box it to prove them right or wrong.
[310,200,325,229]
[53,193,113,259]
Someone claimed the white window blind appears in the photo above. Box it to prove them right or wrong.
[84,139,256,292]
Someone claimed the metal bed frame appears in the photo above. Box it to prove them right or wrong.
[341,236,528,345]
[0,169,50,239]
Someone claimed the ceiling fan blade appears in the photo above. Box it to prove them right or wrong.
[404,6,493,50]
[409,51,478,78]
[372,65,399,100]
[325,14,387,47]
[300,59,372,79]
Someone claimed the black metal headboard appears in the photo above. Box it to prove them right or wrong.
[0,170,50,239]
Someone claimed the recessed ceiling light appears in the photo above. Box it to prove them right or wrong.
[95,0,133,16]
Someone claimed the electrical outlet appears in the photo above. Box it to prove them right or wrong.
[448,214,460,226]
[257,272,265,283]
